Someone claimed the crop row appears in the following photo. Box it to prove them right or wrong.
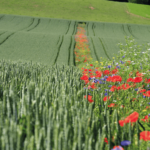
[85,22,150,61]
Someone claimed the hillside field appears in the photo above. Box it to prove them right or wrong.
[0,14,150,65]
[0,0,150,25]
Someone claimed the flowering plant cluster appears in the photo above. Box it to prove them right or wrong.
[74,23,93,66]
[74,28,150,149]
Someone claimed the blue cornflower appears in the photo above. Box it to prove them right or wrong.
[121,140,131,146]
[120,60,125,64]
[108,85,112,87]
[143,95,146,98]
[116,66,121,69]
[104,76,108,79]
[104,93,108,96]
[88,93,91,95]
[99,81,104,84]
[94,79,99,83]
[148,102,150,105]
[89,77,92,80]
[149,114,150,117]
[101,78,106,81]
[135,88,138,91]
[122,56,125,58]
[108,65,111,68]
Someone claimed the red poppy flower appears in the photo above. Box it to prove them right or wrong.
[111,68,118,74]
[140,89,146,93]
[111,75,122,82]
[145,78,150,83]
[80,75,88,81]
[127,78,134,82]
[136,71,144,77]
[104,137,108,144]
[90,64,93,66]
[90,75,95,78]
[84,80,89,85]
[112,145,124,150]
[103,70,110,75]
[141,115,149,122]
[124,111,139,123]
[108,103,116,107]
[119,120,125,127]
[110,85,117,92]
[84,95,94,103]
[119,112,139,127]
[103,96,110,101]
[90,83,97,89]
[140,131,150,141]
[137,89,146,94]
[106,76,112,82]
[120,83,130,90]
[133,77,143,83]
[143,90,150,97]
[95,71,102,78]
[146,106,150,109]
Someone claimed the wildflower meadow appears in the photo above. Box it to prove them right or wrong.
[75,23,150,150]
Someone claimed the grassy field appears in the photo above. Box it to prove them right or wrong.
[0,15,150,65]
[0,15,77,65]
[0,14,149,64]
[0,0,150,25]
[127,3,150,19]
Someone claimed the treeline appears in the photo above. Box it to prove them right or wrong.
[110,0,150,5]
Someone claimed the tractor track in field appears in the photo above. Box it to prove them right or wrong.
[127,25,138,39]
[0,32,15,46]
[90,37,99,61]
[99,38,111,60]
[54,35,64,65]
[65,21,71,35]
[20,18,35,31]
[27,19,40,32]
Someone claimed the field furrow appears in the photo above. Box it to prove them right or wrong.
[0,31,15,45]
[56,35,72,65]
[69,36,76,66]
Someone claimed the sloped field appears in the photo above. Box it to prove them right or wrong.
[0,14,77,65]
[86,22,150,61]
[0,14,150,65]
